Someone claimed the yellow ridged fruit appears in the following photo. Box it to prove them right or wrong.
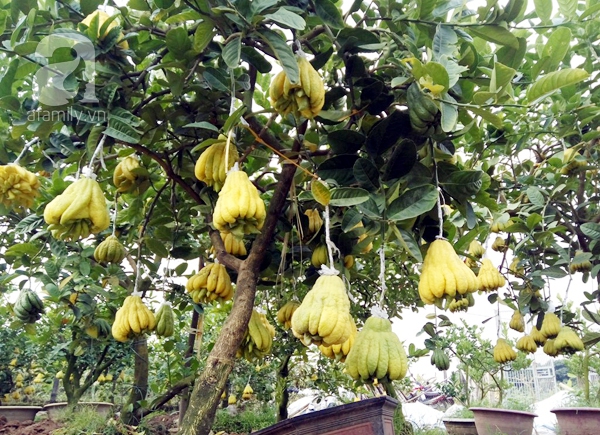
[270,56,325,119]
[0,164,41,210]
[212,167,266,236]
[543,338,559,357]
[237,310,275,362]
[493,338,517,364]
[97,373,106,382]
[468,240,485,258]
[11,391,21,401]
[540,312,561,339]
[529,326,547,346]
[345,316,408,382]
[516,335,537,354]
[155,303,175,337]
[242,383,253,400]
[570,250,592,273]
[448,296,469,312]
[94,235,127,264]
[105,373,113,382]
[319,318,357,363]
[16,374,24,382]
[186,263,234,305]
[304,208,323,234]
[477,259,506,291]
[33,373,44,384]
[113,156,150,195]
[561,148,586,175]
[44,177,110,241]
[194,136,239,192]
[430,348,450,371]
[344,255,355,269]
[352,221,373,253]
[23,385,35,395]
[490,219,514,233]
[111,295,156,342]
[509,311,525,333]
[81,10,128,49]
[220,231,247,257]
[55,370,64,379]
[418,239,479,305]
[491,236,508,252]
[291,274,354,346]
[509,258,525,276]
[553,327,584,354]
[228,394,237,405]
[276,300,300,330]
[311,244,328,268]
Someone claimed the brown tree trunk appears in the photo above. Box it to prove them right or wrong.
[121,337,149,425]
[179,308,201,426]
[276,353,291,421]
[178,124,303,435]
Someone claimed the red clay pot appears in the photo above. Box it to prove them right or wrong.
[470,407,537,435]
[551,407,600,435]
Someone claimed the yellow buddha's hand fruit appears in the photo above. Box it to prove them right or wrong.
[477,259,506,292]
[418,239,479,305]
[111,295,156,342]
[529,326,547,346]
[81,10,129,49]
[237,310,275,362]
[276,300,300,330]
[113,156,150,195]
[186,263,234,305]
[319,318,357,363]
[242,383,254,400]
[311,244,328,268]
[304,208,323,234]
[516,335,537,354]
[493,338,517,364]
[291,274,354,346]
[94,235,127,264]
[540,312,561,339]
[155,303,175,338]
[194,136,239,192]
[212,166,266,236]
[0,164,40,210]
[509,311,525,333]
[553,327,584,354]
[345,315,408,382]
[270,56,325,119]
[44,176,110,241]
[570,250,592,273]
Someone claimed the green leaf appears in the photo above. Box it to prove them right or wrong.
[222,35,241,68]
[526,186,545,207]
[391,225,422,262]
[4,242,40,257]
[542,27,572,72]
[469,25,519,50]
[466,106,503,129]
[166,27,191,56]
[440,98,458,132]
[328,130,365,155]
[0,10,7,35]
[534,0,553,22]
[317,154,359,185]
[154,0,174,8]
[539,266,567,278]
[388,185,438,221]
[146,237,169,258]
[526,69,590,103]
[581,3,600,20]
[581,223,600,240]
[432,25,458,61]
[441,170,483,199]
[203,67,230,92]
[240,46,272,73]
[250,0,278,15]
[193,19,215,53]
[223,105,246,134]
[582,332,600,348]
[491,62,516,93]
[557,0,577,18]
[314,0,344,29]
[258,29,299,84]
[353,158,380,191]
[183,121,219,132]
[264,8,306,30]
[383,140,417,181]
[329,187,370,206]
[129,0,150,10]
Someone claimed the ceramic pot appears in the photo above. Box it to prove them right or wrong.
[0,406,43,422]
[470,407,537,435]
[43,401,113,420]
[551,407,600,435]
[443,418,478,435]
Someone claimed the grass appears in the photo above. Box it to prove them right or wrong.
[51,407,111,435]
[212,404,277,433]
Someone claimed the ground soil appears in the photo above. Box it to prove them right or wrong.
[0,416,63,435]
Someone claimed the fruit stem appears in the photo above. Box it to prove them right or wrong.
[430,140,444,239]
[14,138,38,165]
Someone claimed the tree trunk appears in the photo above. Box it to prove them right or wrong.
[582,349,590,402]
[383,382,413,435]
[121,337,149,425]
[276,353,291,421]
[179,308,201,427]
[178,126,303,435]
[49,377,60,403]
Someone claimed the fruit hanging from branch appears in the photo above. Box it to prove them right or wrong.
[194,136,239,192]
[0,164,40,210]
[186,263,234,304]
[111,295,156,342]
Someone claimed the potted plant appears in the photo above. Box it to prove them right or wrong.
[471,397,537,435]
[443,407,478,435]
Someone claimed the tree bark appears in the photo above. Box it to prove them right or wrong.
[121,337,149,425]
[276,353,292,421]
[179,308,200,426]
[178,124,304,435]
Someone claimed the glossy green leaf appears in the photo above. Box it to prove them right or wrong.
[165,27,191,56]
[526,68,590,103]
[440,97,458,132]
[317,154,359,185]
[193,19,215,53]
[526,186,545,207]
[432,25,458,61]
[557,0,577,18]
[314,0,344,29]
[146,237,169,258]
[469,25,519,49]
[383,140,417,181]
[329,187,370,206]
[328,130,365,155]
[353,158,379,191]
[391,225,423,262]
[441,170,483,199]
[388,185,438,221]
[183,122,219,132]
[240,46,272,73]
[264,8,306,30]
[534,0,552,22]
[467,106,503,129]
[222,35,241,68]
[258,29,299,84]
[581,223,600,240]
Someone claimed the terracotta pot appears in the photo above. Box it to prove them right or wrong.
[470,407,537,435]
[0,406,43,422]
[43,401,113,420]
[443,418,478,435]
[253,396,398,435]
[551,407,600,435]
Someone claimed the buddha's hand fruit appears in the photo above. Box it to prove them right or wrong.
[113,156,150,195]
[111,295,156,342]
[319,318,357,363]
[194,136,239,192]
[186,263,234,304]
[493,338,517,364]
[276,300,300,330]
[0,164,40,210]
[94,235,127,264]
[477,259,506,291]
[237,310,275,361]
[155,302,175,337]
[13,290,45,323]
[509,311,525,333]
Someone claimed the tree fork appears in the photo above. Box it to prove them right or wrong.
[178,122,305,435]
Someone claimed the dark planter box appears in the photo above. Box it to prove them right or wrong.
[443,418,478,435]
[253,396,398,435]
[470,407,537,435]
[551,407,600,435]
